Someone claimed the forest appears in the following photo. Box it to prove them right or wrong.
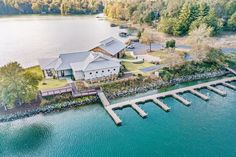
[104,0,236,36]
[0,0,104,15]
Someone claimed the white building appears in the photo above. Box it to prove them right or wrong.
[38,51,121,81]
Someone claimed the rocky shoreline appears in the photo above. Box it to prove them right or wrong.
[0,97,99,123]
[104,70,230,99]
[0,70,230,123]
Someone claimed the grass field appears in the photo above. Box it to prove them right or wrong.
[149,50,185,65]
[122,61,155,76]
[24,65,68,91]
[38,79,68,91]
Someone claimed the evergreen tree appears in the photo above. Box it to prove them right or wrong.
[227,12,236,31]
[173,2,199,36]
[203,9,223,36]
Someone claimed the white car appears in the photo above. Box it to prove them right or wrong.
[127,44,135,49]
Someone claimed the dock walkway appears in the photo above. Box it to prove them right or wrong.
[105,76,236,125]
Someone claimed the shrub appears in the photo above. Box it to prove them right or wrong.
[165,39,176,48]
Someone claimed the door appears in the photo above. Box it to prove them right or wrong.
[61,70,65,77]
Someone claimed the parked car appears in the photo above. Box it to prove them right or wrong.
[127,44,135,49]
[119,32,128,37]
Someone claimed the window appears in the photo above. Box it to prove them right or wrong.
[102,70,104,73]
[113,69,116,71]
[46,70,53,77]
[90,72,92,75]
[108,69,110,72]
[96,71,98,74]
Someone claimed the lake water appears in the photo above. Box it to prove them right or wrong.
[1,15,236,157]
[0,81,236,157]
[0,15,129,67]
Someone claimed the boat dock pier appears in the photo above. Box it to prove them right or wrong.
[190,89,209,101]
[172,93,191,106]
[100,76,236,125]
[130,103,148,118]
[152,98,171,111]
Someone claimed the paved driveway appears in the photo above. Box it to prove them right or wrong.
[128,42,193,55]
[136,54,161,62]
[139,65,161,73]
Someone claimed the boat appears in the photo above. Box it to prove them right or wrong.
[110,23,118,27]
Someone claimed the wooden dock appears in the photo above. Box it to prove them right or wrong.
[222,82,236,90]
[130,103,148,118]
[206,85,227,96]
[41,83,97,98]
[103,77,236,125]
[152,98,170,112]
[97,91,110,107]
[226,67,236,75]
[190,89,209,101]
[172,93,191,106]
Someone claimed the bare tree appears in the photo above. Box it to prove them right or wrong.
[141,30,155,52]
[187,24,212,61]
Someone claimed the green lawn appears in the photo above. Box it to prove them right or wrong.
[24,65,68,91]
[122,61,155,76]
[38,79,68,91]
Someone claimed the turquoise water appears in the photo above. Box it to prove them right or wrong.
[0,84,236,157]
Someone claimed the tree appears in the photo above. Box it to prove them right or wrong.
[173,2,199,36]
[203,9,223,36]
[144,11,156,25]
[224,0,236,17]
[31,2,43,14]
[157,17,176,35]
[188,24,212,61]
[60,3,65,15]
[0,62,42,109]
[166,39,176,48]
[227,12,236,31]
[141,31,154,52]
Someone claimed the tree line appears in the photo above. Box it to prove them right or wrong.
[104,0,236,36]
[0,0,104,15]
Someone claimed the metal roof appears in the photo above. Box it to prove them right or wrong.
[97,37,126,56]
[39,51,91,71]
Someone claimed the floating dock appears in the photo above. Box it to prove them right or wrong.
[106,108,122,125]
[222,82,236,90]
[100,76,236,125]
[152,98,170,112]
[206,85,227,96]
[172,93,191,106]
[190,89,209,101]
[130,103,147,118]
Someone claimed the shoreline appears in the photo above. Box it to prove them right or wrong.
[107,17,236,49]
[0,70,230,123]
